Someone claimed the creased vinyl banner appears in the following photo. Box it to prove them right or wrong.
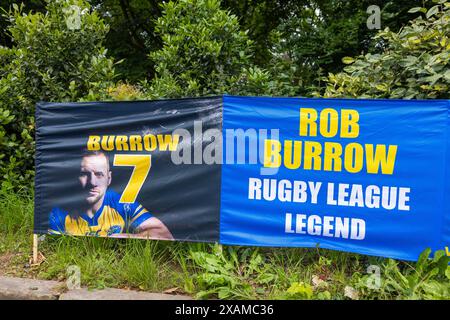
[35,96,450,261]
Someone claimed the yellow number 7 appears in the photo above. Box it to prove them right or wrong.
[113,154,152,203]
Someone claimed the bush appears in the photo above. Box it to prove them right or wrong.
[323,1,450,99]
[146,0,294,98]
[0,0,117,189]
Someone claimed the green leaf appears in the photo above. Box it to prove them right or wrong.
[426,5,440,19]
[408,7,424,13]
[443,70,450,81]
[417,248,431,270]
[423,74,442,84]
[287,282,313,299]
[317,291,331,300]
[432,250,445,262]
[428,267,439,277]
[342,57,355,64]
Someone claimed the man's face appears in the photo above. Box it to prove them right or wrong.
[79,154,111,207]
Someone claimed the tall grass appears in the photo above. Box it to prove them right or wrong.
[0,188,448,299]
[0,186,34,253]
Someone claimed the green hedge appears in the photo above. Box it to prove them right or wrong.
[0,0,116,190]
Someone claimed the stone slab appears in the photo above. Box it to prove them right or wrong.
[59,288,192,300]
[0,276,61,300]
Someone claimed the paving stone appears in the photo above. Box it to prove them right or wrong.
[0,276,192,300]
[0,276,62,300]
[59,288,192,300]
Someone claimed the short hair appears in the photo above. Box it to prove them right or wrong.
[81,149,110,171]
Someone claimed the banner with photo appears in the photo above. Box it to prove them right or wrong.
[34,96,450,261]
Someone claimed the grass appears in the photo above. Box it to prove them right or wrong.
[0,187,449,300]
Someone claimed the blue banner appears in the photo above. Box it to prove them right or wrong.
[220,96,450,261]
[35,96,450,261]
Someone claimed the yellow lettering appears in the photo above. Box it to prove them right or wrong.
[320,108,339,138]
[304,141,322,170]
[340,109,360,138]
[143,134,157,151]
[157,134,180,151]
[344,143,363,173]
[115,135,129,151]
[299,108,318,137]
[284,140,302,169]
[101,135,114,151]
[366,144,397,175]
[87,136,100,151]
[264,139,282,168]
[129,135,143,151]
[113,154,151,203]
[324,142,342,171]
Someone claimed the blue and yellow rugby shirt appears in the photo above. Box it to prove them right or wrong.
[49,189,152,236]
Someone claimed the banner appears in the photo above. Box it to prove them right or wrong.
[35,96,450,261]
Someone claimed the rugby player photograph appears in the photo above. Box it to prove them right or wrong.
[48,150,173,240]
